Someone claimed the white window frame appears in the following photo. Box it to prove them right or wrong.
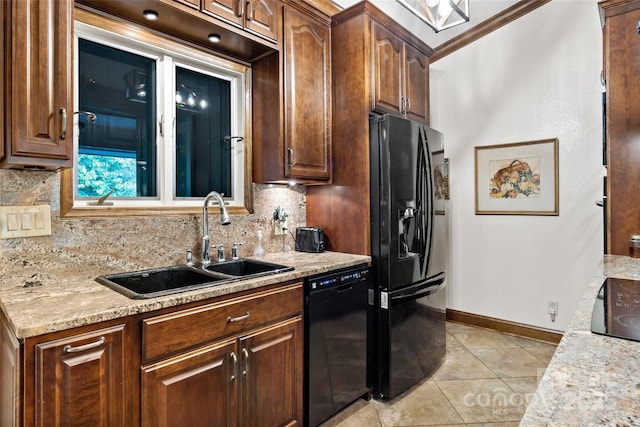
[72,21,247,210]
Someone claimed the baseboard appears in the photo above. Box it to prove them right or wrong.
[446,309,563,344]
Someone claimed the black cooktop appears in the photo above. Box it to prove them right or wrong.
[591,277,640,342]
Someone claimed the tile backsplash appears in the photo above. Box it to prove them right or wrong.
[0,169,306,268]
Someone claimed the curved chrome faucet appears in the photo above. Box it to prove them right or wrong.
[202,191,231,264]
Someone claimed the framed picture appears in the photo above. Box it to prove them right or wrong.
[474,138,559,215]
[433,150,449,215]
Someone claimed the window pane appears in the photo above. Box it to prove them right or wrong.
[175,67,232,198]
[78,39,157,197]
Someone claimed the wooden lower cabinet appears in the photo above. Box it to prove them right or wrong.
[30,323,133,426]
[239,317,302,427]
[142,339,239,426]
[142,316,303,427]
[0,282,303,426]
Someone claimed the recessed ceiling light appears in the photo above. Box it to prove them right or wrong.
[143,10,159,21]
[208,33,221,43]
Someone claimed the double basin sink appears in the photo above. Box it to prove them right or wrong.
[96,259,294,299]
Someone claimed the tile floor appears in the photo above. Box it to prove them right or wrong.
[320,322,558,427]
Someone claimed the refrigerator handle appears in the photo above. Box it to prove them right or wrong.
[390,273,445,304]
[416,127,435,275]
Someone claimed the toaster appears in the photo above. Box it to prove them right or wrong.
[295,227,325,253]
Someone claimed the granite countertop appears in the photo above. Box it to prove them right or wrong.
[521,255,640,426]
[0,250,370,339]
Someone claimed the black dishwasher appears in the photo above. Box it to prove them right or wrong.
[304,264,371,427]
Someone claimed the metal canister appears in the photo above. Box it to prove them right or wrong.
[630,235,640,258]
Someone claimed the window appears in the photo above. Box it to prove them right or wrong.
[62,14,252,217]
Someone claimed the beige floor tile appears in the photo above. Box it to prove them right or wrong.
[373,380,464,426]
[447,328,521,351]
[521,345,557,364]
[432,349,498,381]
[446,332,467,352]
[507,335,558,349]
[436,378,527,424]
[501,376,540,409]
[319,399,381,427]
[472,348,549,378]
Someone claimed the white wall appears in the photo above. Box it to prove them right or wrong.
[429,0,604,332]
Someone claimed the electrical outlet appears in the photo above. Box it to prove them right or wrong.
[274,221,287,236]
[548,300,559,322]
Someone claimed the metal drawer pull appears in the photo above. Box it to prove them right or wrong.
[242,348,249,377]
[235,0,243,17]
[230,352,238,381]
[246,1,253,21]
[62,336,105,353]
[59,108,67,140]
[227,311,250,323]
[287,148,295,167]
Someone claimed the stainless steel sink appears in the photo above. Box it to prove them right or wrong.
[204,259,294,278]
[96,265,232,299]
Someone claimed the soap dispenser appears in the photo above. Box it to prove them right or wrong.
[253,230,265,259]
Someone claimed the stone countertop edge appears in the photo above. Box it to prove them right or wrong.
[0,251,371,340]
[520,255,640,426]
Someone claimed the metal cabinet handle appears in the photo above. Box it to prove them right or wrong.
[236,0,243,17]
[287,148,295,167]
[242,348,249,377]
[59,108,67,140]
[245,1,253,21]
[227,311,250,323]
[405,97,411,113]
[230,352,238,381]
[62,336,105,353]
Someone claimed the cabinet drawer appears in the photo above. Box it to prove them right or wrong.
[143,283,302,361]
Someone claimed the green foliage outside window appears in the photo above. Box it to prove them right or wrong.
[77,154,137,197]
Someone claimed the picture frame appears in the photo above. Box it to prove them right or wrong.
[474,138,559,215]
[432,150,449,215]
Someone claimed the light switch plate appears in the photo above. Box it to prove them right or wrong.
[0,205,52,239]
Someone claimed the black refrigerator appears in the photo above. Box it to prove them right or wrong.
[368,114,447,399]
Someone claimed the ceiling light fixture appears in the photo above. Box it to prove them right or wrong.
[397,0,469,33]
[208,33,221,43]
[143,10,159,21]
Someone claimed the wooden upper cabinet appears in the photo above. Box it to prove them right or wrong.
[32,324,129,426]
[3,0,73,169]
[0,0,5,162]
[371,20,430,124]
[601,0,640,254]
[202,0,279,42]
[372,22,404,117]
[404,43,430,123]
[252,3,331,184]
[283,6,331,181]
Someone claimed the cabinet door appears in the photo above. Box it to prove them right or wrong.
[7,0,72,166]
[202,0,245,26]
[404,43,430,124]
[372,21,404,117]
[0,315,19,427]
[239,317,303,427]
[0,0,4,162]
[173,0,199,9]
[283,7,331,180]
[141,339,238,427]
[245,0,279,42]
[605,4,640,254]
[34,324,127,427]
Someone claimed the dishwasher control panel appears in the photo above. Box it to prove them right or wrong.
[308,266,369,290]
